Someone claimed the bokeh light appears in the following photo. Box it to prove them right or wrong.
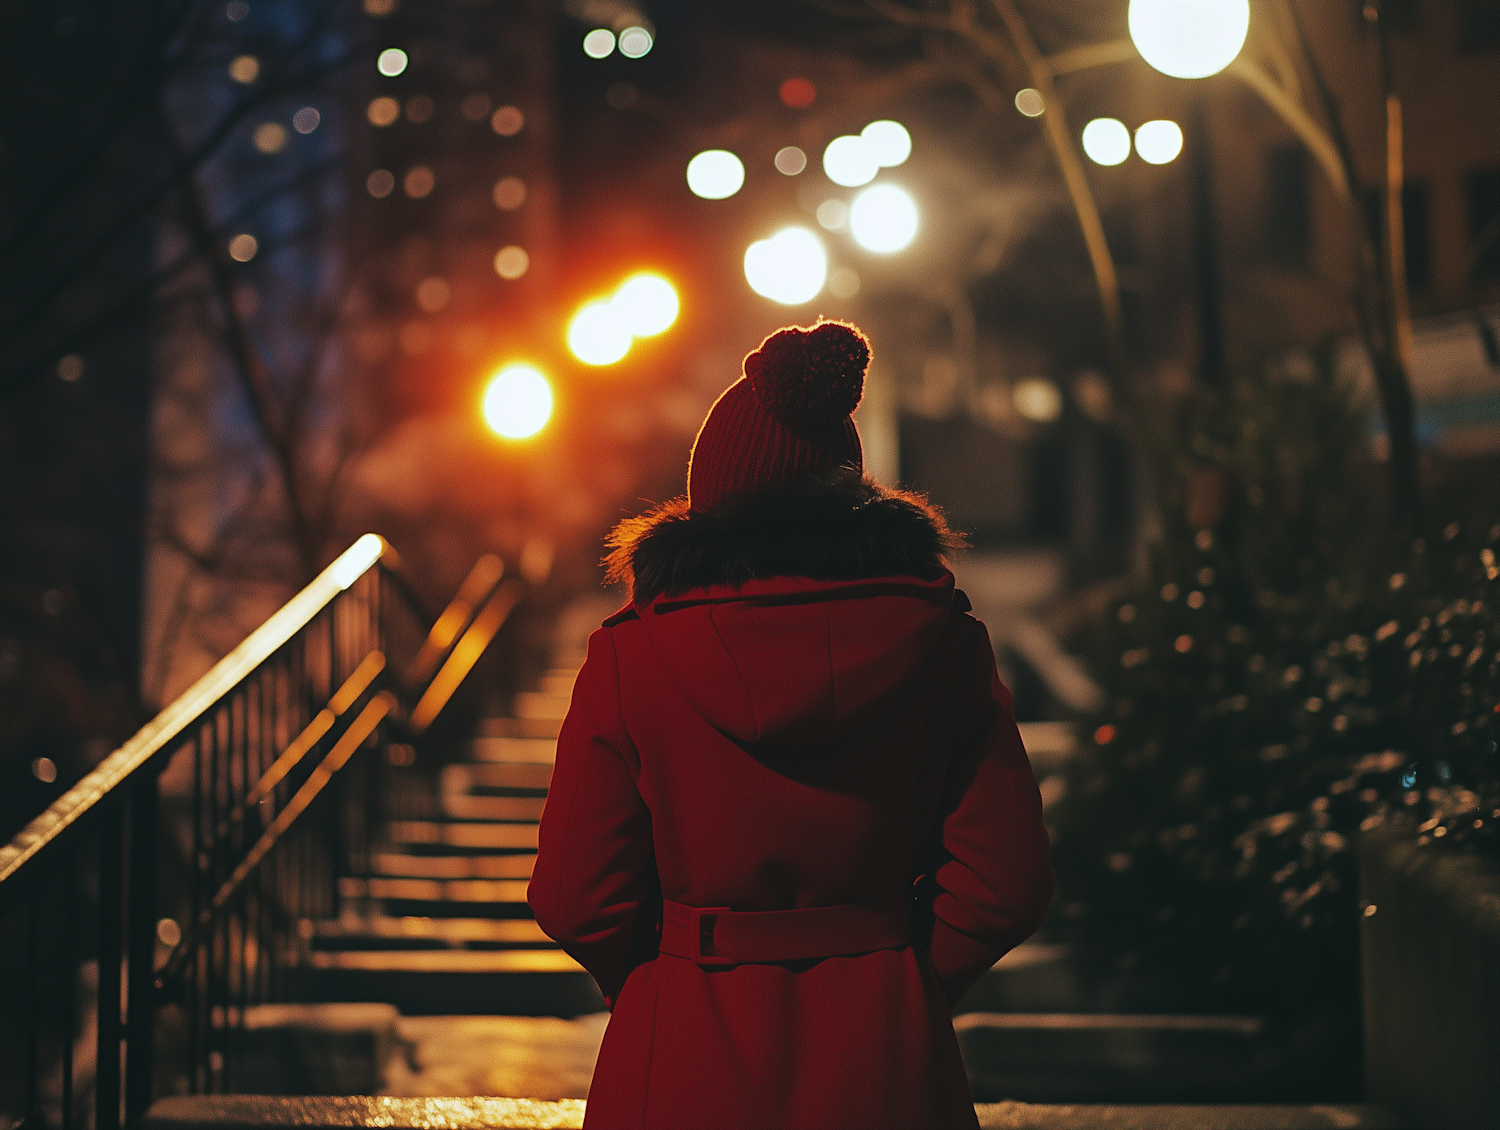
[491,105,524,135]
[462,92,492,121]
[828,266,861,299]
[612,274,678,337]
[861,120,911,167]
[1015,88,1045,117]
[367,96,399,126]
[1128,0,1249,79]
[774,146,807,175]
[228,233,258,262]
[56,355,83,382]
[822,135,878,187]
[1082,118,1131,166]
[1135,119,1184,164]
[618,27,653,58]
[1013,377,1064,423]
[494,246,529,279]
[816,199,848,231]
[229,55,259,83]
[253,122,287,153]
[377,48,408,77]
[780,77,817,108]
[292,107,320,134]
[416,276,450,313]
[686,149,744,199]
[744,227,827,305]
[569,301,633,365]
[367,169,395,197]
[850,184,918,253]
[583,28,615,58]
[403,165,435,197]
[492,176,526,210]
[483,365,552,439]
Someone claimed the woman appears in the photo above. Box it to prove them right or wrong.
[529,320,1053,1129]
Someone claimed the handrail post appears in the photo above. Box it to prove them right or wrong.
[126,779,160,1125]
[96,803,123,1130]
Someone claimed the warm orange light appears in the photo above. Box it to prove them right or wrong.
[612,274,678,337]
[483,365,552,439]
[568,301,632,365]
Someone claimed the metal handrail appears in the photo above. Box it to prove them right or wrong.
[154,678,395,991]
[0,533,395,901]
[408,577,524,734]
[405,554,505,688]
[0,533,451,1130]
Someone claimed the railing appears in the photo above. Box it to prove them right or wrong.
[0,537,515,1130]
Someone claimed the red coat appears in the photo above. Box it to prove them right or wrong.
[529,571,1054,1129]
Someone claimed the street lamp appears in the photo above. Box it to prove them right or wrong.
[1127,0,1249,80]
[744,227,827,304]
[483,365,552,439]
[849,185,918,253]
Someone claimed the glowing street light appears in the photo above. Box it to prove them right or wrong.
[1134,119,1184,164]
[483,365,552,439]
[686,150,745,199]
[612,273,678,337]
[618,26,653,58]
[822,135,878,188]
[568,301,633,365]
[860,120,911,167]
[849,184,918,253]
[1128,0,1249,80]
[582,28,615,58]
[744,227,827,305]
[1081,118,1131,166]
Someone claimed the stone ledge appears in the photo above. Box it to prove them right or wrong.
[142,1096,1403,1129]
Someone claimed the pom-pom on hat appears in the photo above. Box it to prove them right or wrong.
[688,320,869,511]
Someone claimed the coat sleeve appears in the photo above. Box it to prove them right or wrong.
[919,616,1055,1007]
[528,625,658,1008]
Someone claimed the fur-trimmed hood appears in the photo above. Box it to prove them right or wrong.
[605,467,964,606]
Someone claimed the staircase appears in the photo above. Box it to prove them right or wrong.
[299,652,607,1017]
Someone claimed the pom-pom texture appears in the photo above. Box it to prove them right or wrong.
[744,320,868,430]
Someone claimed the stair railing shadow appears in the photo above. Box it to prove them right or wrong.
[0,539,520,1130]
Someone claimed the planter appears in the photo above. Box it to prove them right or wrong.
[1360,821,1500,1128]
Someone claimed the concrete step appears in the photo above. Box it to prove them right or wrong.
[441,762,552,791]
[438,794,545,822]
[537,670,580,695]
[141,1096,1403,1129]
[338,876,530,905]
[307,949,580,973]
[384,821,539,850]
[512,691,572,721]
[313,916,552,948]
[291,961,604,1016]
[478,716,562,740]
[368,852,536,880]
[469,736,557,763]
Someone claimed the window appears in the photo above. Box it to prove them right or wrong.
[1458,0,1500,51]
[1266,147,1312,266]
[1361,181,1433,290]
[1468,168,1500,281]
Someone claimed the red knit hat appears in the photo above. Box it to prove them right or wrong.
[687,320,869,511]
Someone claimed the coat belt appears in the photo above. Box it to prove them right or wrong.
[658,894,913,965]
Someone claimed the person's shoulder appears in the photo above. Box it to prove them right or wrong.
[601,603,638,627]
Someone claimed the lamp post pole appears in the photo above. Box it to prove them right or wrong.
[1188,96,1225,389]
